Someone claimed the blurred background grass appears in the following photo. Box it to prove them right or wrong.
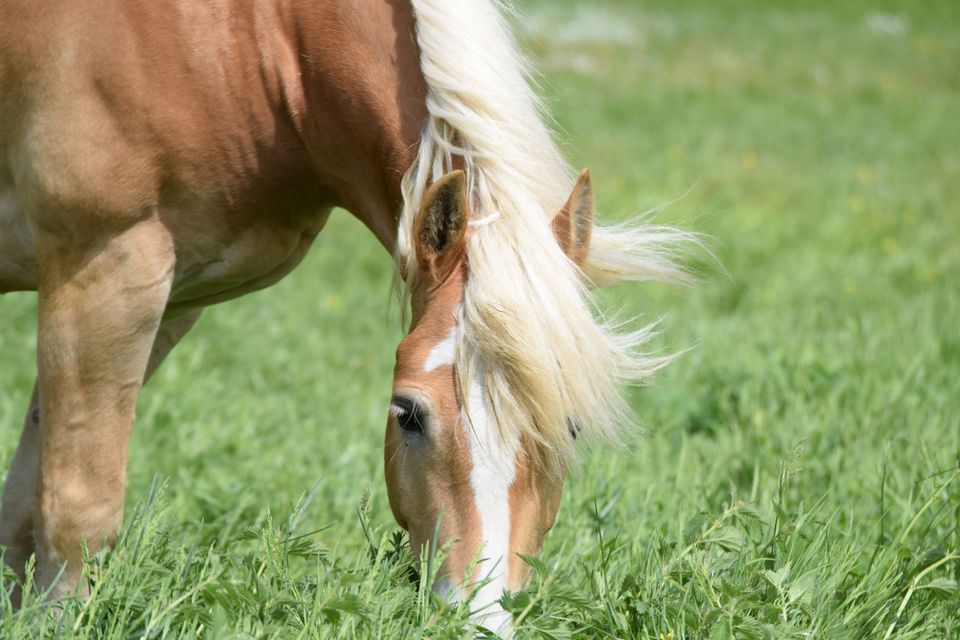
[0,0,957,636]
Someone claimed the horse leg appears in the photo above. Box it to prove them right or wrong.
[143,310,203,383]
[0,309,200,605]
[29,220,174,600]
[0,383,40,598]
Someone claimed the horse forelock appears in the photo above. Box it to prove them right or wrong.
[398,0,694,475]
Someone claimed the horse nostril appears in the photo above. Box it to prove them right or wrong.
[567,418,582,440]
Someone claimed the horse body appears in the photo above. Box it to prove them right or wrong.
[1,0,690,629]
[0,0,425,301]
[0,0,429,601]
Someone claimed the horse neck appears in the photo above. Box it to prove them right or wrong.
[286,0,427,253]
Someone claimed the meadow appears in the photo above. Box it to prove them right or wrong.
[1,0,958,637]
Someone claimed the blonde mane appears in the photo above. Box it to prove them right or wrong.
[400,0,694,473]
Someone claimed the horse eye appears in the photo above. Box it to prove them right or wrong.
[390,396,427,434]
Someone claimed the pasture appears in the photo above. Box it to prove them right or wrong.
[1,0,958,636]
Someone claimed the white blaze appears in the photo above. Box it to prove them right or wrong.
[423,327,457,373]
[422,326,518,635]
[463,369,518,634]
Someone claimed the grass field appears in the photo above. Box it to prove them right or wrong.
[1,0,958,637]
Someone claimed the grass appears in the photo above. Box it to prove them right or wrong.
[1,0,958,637]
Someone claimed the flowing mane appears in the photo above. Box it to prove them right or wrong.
[400,0,694,473]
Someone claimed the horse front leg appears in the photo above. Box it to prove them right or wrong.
[31,219,174,600]
[0,309,200,605]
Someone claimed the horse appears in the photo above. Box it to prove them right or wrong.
[0,0,690,629]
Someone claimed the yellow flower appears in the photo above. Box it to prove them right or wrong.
[855,166,874,184]
[914,36,933,56]
[741,150,758,171]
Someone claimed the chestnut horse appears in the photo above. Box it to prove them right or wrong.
[0,0,689,630]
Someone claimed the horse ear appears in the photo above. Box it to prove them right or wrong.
[552,169,594,266]
[413,170,468,274]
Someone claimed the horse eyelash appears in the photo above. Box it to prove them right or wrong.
[390,402,415,420]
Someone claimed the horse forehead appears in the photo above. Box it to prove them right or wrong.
[395,320,456,375]
[396,271,466,373]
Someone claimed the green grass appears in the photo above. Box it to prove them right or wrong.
[1,0,958,637]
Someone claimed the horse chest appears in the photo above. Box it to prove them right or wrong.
[165,204,332,310]
[0,163,332,306]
